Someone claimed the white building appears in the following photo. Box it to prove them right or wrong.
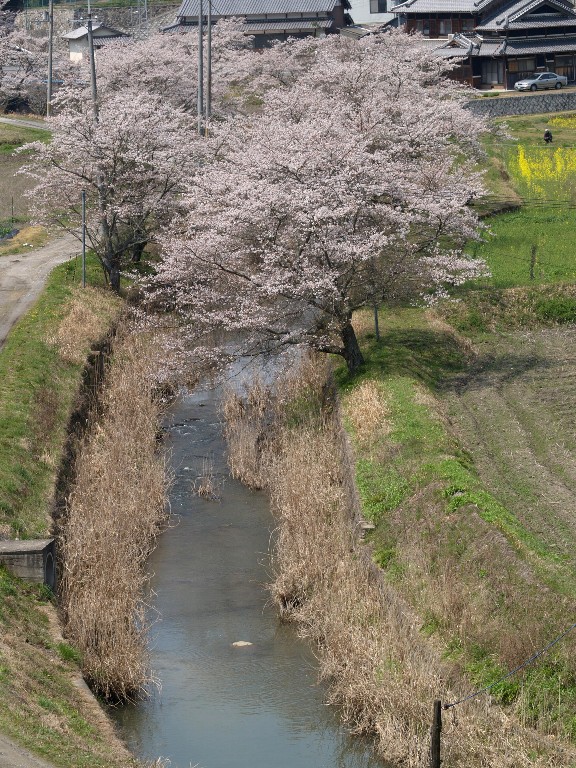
[347,0,397,25]
[62,24,127,62]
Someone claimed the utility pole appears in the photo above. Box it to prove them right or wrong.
[205,0,211,133]
[46,0,54,117]
[86,0,98,120]
[81,190,87,288]
[197,0,203,136]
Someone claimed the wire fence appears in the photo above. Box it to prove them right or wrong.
[443,621,576,710]
[0,191,32,226]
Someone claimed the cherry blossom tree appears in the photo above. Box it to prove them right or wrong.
[96,21,256,119]
[21,92,199,291]
[16,22,263,293]
[0,31,47,112]
[0,25,75,113]
[147,31,489,373]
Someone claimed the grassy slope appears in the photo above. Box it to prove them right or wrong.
[339,113,576,746]
[0,256,122,538]
[0,122,48,223]
[0,120,152,767]
[0,566,136,768]
[0,249,134,765]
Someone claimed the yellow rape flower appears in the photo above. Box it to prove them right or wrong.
[510,144,576,200]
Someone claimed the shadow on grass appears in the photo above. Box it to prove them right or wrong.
[340,321,554,399]
[451,349,554,394]
[350,327,469,391]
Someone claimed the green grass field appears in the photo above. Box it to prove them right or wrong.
[0,122,49,222]
[473,112,576,288]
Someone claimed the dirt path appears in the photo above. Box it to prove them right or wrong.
[445,327,576,568]
[0,233,79,350]
[0,733,57,768]
[0,116,49,132]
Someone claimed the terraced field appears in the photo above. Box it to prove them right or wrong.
[447,327,576,568]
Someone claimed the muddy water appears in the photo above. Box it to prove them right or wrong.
[111,383,381,768]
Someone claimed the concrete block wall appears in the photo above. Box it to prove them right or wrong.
[466,92,576,118]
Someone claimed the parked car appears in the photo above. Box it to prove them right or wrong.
[514,72,568,91]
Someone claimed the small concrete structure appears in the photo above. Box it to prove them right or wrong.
[0,539,56,590]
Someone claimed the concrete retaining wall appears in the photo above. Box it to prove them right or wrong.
[466,91,576,118]
[15,4,180,40]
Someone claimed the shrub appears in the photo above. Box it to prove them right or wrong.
[534,296,576,323]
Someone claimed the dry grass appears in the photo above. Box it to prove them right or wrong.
[222,380,271,489]
[59,328,169,702]
[344,379,390,451]
[0,225,48,256]
[48,287,123,365]
[222,357,576,768]
[192,455,221,500]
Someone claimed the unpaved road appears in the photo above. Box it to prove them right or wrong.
[0,233,79,350]
[0,116,49,132]
[0,733,56,768]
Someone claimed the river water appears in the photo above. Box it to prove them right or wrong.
[110,382,382,768]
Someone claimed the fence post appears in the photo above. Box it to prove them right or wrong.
[430,700,442,768]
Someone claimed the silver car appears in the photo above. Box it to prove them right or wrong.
[514,72,568,91]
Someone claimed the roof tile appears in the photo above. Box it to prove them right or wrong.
[178,0,339,17]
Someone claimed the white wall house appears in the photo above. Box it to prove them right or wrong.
[62,24,127,62]
[347,0,397,25]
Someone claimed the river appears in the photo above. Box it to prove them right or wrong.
[110,381,382,768]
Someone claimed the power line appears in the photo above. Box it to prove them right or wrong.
[443,620,576,710]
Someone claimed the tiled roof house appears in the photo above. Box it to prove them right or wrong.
[169,0,352,45]
[394,0,576,88]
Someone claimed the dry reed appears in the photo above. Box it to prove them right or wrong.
[59,328,168,701]
[344,379,391,451]
[193,455,221,500]
[222,380,271,489]
[222,356,576,768]
[48,286,124,365]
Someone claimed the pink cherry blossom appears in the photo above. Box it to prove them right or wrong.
[147,31,489,373]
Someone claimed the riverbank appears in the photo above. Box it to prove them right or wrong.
[60,328,168,703]
[0,248,140,766]
[222,354,576,766]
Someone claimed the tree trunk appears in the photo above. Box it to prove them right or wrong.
[341,321,364,374]
[110,264,121,293]
[131,240,146,263]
